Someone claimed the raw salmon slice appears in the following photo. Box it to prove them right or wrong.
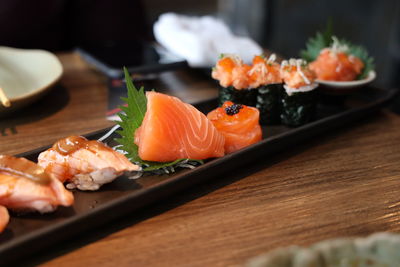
[134,92,225,162]
[207,101,262,154]
[0,206,9,233]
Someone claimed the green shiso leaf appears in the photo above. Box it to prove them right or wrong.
[115,67,203,173]
[300,21,374,79]
[114,67,147,163]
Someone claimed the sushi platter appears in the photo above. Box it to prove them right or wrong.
[0,85,396,264]
[0,24,393,265]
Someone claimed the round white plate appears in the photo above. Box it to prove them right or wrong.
[0,46,63,115]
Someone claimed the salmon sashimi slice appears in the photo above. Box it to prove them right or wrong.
[207,101,262,154]
[38,136,140,191]
[134,92,225,162]
[0,155,74,213]
[0,206,9,233]
[309,48,364,81]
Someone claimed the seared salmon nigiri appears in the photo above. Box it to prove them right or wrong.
[38,136,140,191]
[0,206,9,233]
[0,155,74,213]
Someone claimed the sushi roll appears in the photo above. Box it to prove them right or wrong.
[249,54,283,125]
[212,54,258,107]
[280,59,318,127]
[207,101,262,154]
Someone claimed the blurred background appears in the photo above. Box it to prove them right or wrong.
[0,0,399,106]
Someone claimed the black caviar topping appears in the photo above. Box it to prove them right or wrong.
[225,103,243,116]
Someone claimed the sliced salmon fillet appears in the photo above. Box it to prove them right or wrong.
[0,206,9,233]
[134,92,225,162]
[0,155,74,213]
[38,136,140,191]
[207,101,262,154]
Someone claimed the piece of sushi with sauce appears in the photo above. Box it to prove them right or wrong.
[249,54,283,124]
[212,54,258,107]
[280,59,318,127]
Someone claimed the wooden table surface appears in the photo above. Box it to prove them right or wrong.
[1,53,400,266]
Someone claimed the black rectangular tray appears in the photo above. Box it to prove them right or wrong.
[0,86,397,264]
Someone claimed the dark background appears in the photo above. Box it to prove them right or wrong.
[0,0,399,98]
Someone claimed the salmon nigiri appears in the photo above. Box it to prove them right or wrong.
[134,91,225,162]
[38,136,140,191]
[207,101,262,154]
[0,206,9,233]
[0,155,73,213]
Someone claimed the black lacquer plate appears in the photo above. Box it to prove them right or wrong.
[0,86,397,264]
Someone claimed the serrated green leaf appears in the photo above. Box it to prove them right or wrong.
[300,21,374,80]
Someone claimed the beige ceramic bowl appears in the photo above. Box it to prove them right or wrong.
[0,46,63,115]
[246,232,400,267]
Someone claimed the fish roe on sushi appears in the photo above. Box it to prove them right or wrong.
[280,58,318,127]
[207,101,262,154]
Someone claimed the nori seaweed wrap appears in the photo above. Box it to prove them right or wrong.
[218,86,258,107]
[280,89,317,127]
[280,58,319,127]
[256,83,283,125]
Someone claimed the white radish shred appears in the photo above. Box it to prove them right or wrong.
[296,59,311,85]
[97,124,121,142]
[267,53,276,63]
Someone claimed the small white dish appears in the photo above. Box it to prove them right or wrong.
[316,71,376,95]
[0,46,63,115]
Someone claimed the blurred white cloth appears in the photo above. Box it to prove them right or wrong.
[153,13,263,68]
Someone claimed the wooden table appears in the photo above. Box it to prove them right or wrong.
[1,53,400,266]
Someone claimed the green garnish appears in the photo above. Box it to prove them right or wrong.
[300,21,374,79]
[300,20,333,62]
[115,67,203,172]
[115,67,147,163]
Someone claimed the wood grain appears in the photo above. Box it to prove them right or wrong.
[1,53,400,266]
[33,111,400,267]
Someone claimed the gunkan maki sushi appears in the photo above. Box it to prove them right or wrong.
[249,54,283,124]
[280,58,318,127]
[212,54,258,107]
